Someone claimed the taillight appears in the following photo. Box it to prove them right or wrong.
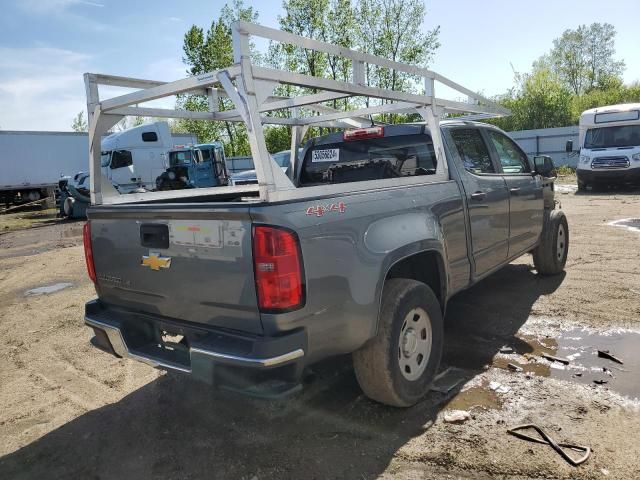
[83,222,96,283]
[252,225,304,312]
[343,126,384,141]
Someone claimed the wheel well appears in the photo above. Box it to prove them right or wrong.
[385,250,446,311]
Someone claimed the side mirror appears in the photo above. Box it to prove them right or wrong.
[533,155,556,177]
[565,140,573,153]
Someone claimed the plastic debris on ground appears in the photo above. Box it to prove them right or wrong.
[489,381,511,394]
[443,410,471,424]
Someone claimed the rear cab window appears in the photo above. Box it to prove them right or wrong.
[299,125,437,186]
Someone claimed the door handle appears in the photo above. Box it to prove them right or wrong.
[471,191,486,201]
[510,187,521,195]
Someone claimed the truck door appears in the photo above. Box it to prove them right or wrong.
[193,148,214,187]
[484,129,544,256]
[109,149,134,186]
[448,128,509,277]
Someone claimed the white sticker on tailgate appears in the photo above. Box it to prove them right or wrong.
[312,148,339,163]
[169,221,222,248]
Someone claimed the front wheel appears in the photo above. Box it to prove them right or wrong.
[533,210,569,275]
[353,279,443,407]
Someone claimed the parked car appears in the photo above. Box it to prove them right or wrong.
[83,121,567,407]
[575,103,640,190]
[229,150,301,186]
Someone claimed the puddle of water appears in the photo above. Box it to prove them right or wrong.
[497,329,640,401]
[25,282,73,296]
[609,218,640,234]
[446,383,502,411]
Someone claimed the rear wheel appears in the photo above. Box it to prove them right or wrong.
[353,279,443,407]
[533,210,569,275]
[577,180,586,192]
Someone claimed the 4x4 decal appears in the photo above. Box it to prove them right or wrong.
[305,201,347,217]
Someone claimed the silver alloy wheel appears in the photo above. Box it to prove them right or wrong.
[557,224,566,260]
[398,307,432,381]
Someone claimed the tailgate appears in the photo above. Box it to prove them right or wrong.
[89,207,262,334]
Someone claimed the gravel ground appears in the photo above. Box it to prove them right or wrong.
[1,188,639,479]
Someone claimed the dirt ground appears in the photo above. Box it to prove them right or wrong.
[1,187,639,479]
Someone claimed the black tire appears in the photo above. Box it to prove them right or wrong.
[352,279,443,407]
[577,180,586,192]
[533,210,569,275]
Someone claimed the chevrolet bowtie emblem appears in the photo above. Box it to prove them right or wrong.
[141,253,172,271]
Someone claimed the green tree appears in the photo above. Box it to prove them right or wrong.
[571,80,640,123]
[357,0,439,92]
[356,0,440,122]
[538,23,625,95]
[276,0,330,79]
[177,0,259,156]
[273,0,439,125]
[71,111,87,132]
[491,69,573,131]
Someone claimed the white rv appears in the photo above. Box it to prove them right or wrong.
[576,103,640,190]
[100,122,174,193]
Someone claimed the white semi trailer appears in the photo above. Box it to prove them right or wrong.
[0,131,87,206]
[0,126,195,206]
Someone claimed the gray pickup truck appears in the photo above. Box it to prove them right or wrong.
[83,121,568,407]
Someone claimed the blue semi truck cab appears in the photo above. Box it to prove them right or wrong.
[155,142,229,190]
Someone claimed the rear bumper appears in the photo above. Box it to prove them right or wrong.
[85,300,306,381]
[577,168,640,184]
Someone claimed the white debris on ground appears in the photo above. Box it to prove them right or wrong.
[443,410,471,424]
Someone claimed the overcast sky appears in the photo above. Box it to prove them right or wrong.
[1,0,638,131]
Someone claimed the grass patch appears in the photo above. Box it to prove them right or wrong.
[556,165,576,176]
[0,208,59,233]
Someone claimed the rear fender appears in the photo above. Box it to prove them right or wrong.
[364,213,449,337]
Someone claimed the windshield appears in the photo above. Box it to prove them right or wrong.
[584,125,640,149]
[100,151,111,167]
[169,150,193,166]
[272,151,291,168]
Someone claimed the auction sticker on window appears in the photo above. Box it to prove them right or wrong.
[312,148,339,163]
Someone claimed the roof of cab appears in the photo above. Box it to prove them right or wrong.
[581,103,640,116]
[305,120,499,148]
[169,141,223,152]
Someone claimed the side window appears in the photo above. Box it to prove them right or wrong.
[213,147,224,163]
[487,130,530,174]
[141,132,158,142]
[450,129,495,174]
[200,148,211,162]
[110,150,133,169]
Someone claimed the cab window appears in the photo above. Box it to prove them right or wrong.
[169,151,192,166]
[486,130,530,174]
[450,129,495,174]
[300,134,437,186]
[200,149,211,162]
[110,150,133,169]
[100,151,111,167]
